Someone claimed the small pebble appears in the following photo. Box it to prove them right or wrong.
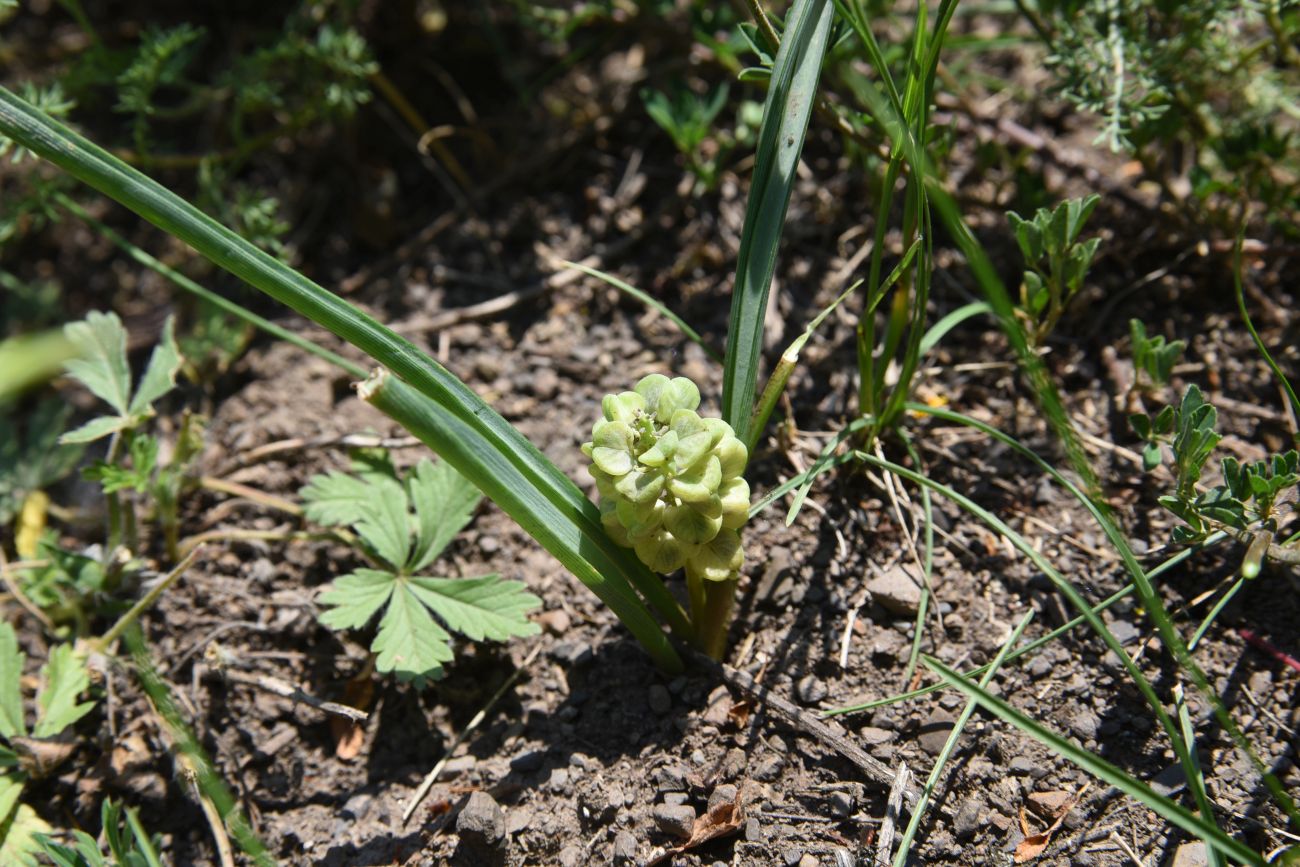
[652,803,696,839]
[648,684,672,715]
[456,791,505,849]
[954,797,982,840]
[744,817,765,843]
[708,784,738,812]
[828,790,854,818]
[612,829,637,864]
[796,674,828,705]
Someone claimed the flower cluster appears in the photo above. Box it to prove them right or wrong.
[583,374,749,583]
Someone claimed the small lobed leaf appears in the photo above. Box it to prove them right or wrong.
[408,458,482,573]
[58,414,130,445]
[0,786,49,867]
[372,581,454,682]
[62,311,132,416]
[0,625,25,739]
[127,316,183,416]
[300,470,383,527]
[407,574,541,643]
[352,477,412,569]
[33,643,93,738]
[318,568,399,630]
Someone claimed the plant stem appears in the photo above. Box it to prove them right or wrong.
[91,546,203,653]
[697,576,738,660]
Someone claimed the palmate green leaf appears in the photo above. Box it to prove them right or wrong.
[317,568,397,630]
[408,458,481,573]
[300,470,379,527]
[127,317,181,416]
[373,581,454,682]
[33,644,93,738]
[0,794,49,867]
[0,624,24,738]
[352,477,411,570]
[407,575,541,642]
[63,311,131,416]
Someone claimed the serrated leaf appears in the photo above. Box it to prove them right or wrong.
[408,459,481,572]
[352,477,411,569]
[373,581,453,681]
[0,780,48,867]
[127,316,181,416]
[300,470,379,527]
[0,625,24,738]
[63,312,131,416]
[33,644,93,738]
[317,568,398,630]
[407,575,541,642]
[59,415,130,445]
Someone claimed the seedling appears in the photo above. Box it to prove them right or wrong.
[1129,318,1185,393]
[1134,385,1300,577]
[58,311,187,558]
[1007,194,1101,344]
[36,798,163,867]
[0,623,96,865]
[642,82,731,190]
[0,401,83,553]
[302,453,541,684]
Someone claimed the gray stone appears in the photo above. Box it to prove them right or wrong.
[798,855,820,867]
[456,791,506,848]
[509,749,545,773]
[655,764,689,792]
[557,844,584,867]
[954,797,983,840]
[648,684,672,715]
[653,803,696,839]
[612,829,638,864]
[745,817,765,843]
[828,790,854,818]
[918,711,956,756]
[708,784,739,812]
[753,753,784,781]
[1170,841,1209,867]
[859,726,893,745]
[1068,709,1100,741]
[1027,654,1053,679]
[866,563,926,616]
[796,674,828,705]
[1008,756,1037,775]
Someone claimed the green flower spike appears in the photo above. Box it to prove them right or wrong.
[582,374,750,585]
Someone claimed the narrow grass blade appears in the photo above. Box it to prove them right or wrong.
[747,278,865,454]
[748,447,860,521]
[123,625,276,867]
[0,85,688,671]
[918,300,991,356]
[561,260,722,363]
[924,656,1263,866]
[1233,234,1300,436]
[893,610,1034,866]
[785,416,873,524]
[825,534,1223,717]
[906,403,1300,830]
[723,0,835,444]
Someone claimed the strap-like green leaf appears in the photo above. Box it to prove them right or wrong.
[127,315,181,416]
[0,625,25,739]
[63,311,131,416]
[722,0,835,443]
[408,575,540,642]
[408,458,481,573]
